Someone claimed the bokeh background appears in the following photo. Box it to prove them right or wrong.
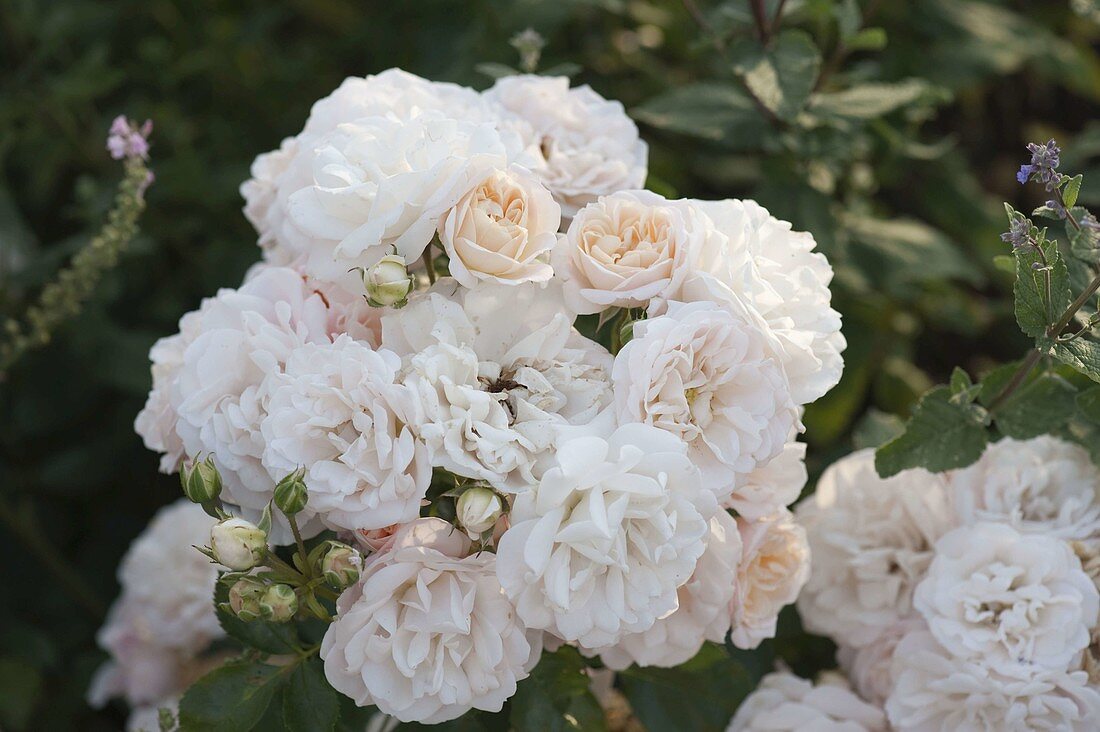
[2,0,1100,728]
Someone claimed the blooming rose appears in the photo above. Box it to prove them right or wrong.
[949,436,1100,541]
[729,435,807,520]
[729,509,811,650]
[795,449,954,648]
[240,136,299,267]
[484,74,647,217]
[89,501,223,708]
[914,522,1099,672]
[886,629,1100,732]
[613,300,799,493]
[260,335,430,531]
[727,671,888,732]
[320,519,538,724]
[598,510,742,669]
[837,616,927,707]
[661,199,845,405]
[496,423,715,649]
[439,165,559,288]
[283,111,512,286]
[552,190,706,314]
[382,279,612,491]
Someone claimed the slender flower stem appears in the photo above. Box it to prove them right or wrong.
[422,246,437,285]
[287,514,310,577]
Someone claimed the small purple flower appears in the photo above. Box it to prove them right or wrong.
[1019,139,1062,190]
[106,115,153,161]
[1001,216,1032,250]
[1045,199,1067,219]
[1017,164,1035,185]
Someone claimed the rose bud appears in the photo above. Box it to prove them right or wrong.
[227,577,266,622]
[210,517,267,571]
[319,541,362,589]
[180,455,222,504]
[273,467,308,515]
[363,254,413,308]
[456,487,503,539]
[259,584,298,623]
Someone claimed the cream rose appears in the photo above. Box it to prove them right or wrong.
[729,509,811,650]
[439,165,559,288]
[727,671,888,732]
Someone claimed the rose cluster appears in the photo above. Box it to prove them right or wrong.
[129,68,844,724]
[734,437,1100,732]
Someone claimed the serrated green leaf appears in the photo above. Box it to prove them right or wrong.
[510,647,605,732]
[1076,386,1100,422]
[1064,174,1083,209]
[214,582,301,655]
[632,83,766,146]
[852,409,906,450]
[1032,205,1060,220]
[993,372,1077,438]
[1014,237,1070,338]
[1048,336,1100,382]
[810,80,929,120]
[619,644,758,732]
[949,367,972,395]
[178,660,286,732]
[283,658,338,732]
[735,30,821,120]
[875,386,989,477]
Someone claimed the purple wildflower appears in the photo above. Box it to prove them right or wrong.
[1019,139,1062,190]
[1001,216,1032,250]
[106,116,153,161]
[1017,165,1035,184]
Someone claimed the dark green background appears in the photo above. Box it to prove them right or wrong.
[2,0,1098,728]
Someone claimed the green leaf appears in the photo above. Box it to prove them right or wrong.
[510,646,605,732]
[734,30,821,121]
[949,367,972,395]
[179,660,286,732]
[835,0,861,38]
[993,372,1077,439]
[852,409,906,450]
[1076,385,1100,422]
[845,27,887,51]
[810,80,930,120]
[474,62,518,79]
[1049,336,1100,382]
[214,581,301,655]
[283,658,339,732]
[1013,233,1071,338]
[632,83,766,146]
[619,644,758,732]
[875,386,989,477]
[1064,174,1084,209]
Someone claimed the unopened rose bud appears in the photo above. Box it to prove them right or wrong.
[180,455,222,504]
[273,467,308,515]
[227,578,265,622]
[363,254,413,307]
[456,487,503,539]
[259,584,298,622]
[210,517,267,571]
[319,541,362,589]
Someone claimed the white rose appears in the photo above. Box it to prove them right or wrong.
[727,671,888,732]
[552,190,705,314]
[837,615,926,707]
[484,74,648,217]
[598,510,742,669]
[361,254,414,307]
[795,449,954,648]
[949,436,1100,541]
[455,487,504,538]
[150,267,338,542]
[729,508,811,650]
[439,165,559,288]
[209,517,267,571]
[89,501,223,708]
[320,533,537,723]
[660,199,845,405]
[613,300,799,493]
[240,136,299,267]
[259,335,431,532]
[728,435,807,520]
[915,522,1099,672]
[382,279,612,491]
[886,629,1100,732]
[496,423,715,649]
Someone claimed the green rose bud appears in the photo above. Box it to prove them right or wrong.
[180,455,222,504]
[259,584,298,623]
[227,577,265,622]
[210,517,267,571]
[319,541,362,589]
[363,254,413,308]
[273,467,308,515]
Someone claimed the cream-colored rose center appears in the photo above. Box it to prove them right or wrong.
[476,178,528,230]
[580,210,673,270]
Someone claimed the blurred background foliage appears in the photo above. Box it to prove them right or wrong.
[1,0,1099,728]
